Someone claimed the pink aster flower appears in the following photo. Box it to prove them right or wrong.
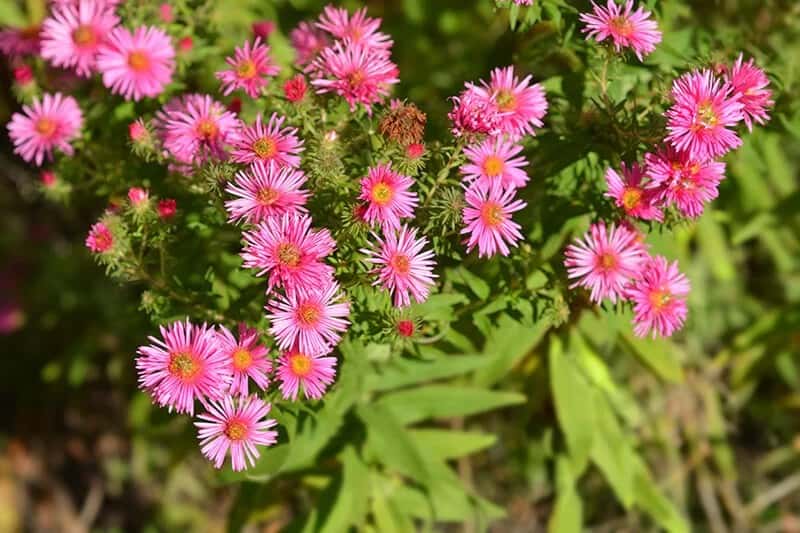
[241,214,335,293]
[461,137,529,189]
[580,0,662,61]
[358,164,418,232]
[316,5,392,52]
[311,41,399,114]
[627,255,690,338]
[564,221,646,303]
[513,0,534,4]
[665,69,744,161]
[127,187,148,206]
[0,24,41,57]
[290,21,331,67]
[469,66,548,138]
[267,282,350,355]
[461,180,526,258]
[645,146,726,218]
[216,37,279,98]
[195,395,278,471]
[158,94,240,164]
[362,225,437,308]
[277,347,337,400]
[40,0,120,77]
[136,319,231,415]
[229,113,303,168]
[605,163,663,221]
[448,87,503,137]
[96,26,175,101]
[85,221,113,253]
[283,74,308,103]
[724,53,774,132]
[216,324,271,396]
[7,93,83,166]
[225,162,309,224]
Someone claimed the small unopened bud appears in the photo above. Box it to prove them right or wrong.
[128,119,148,142]
[40,170,56,187]
[158,3,174,23]
[227,97,242,114]
[178,36,193,53]
[128,187,149,207]
[397,319,415,337]
[283,74,307,103]
[252,20,275,40]
[406,143,425,159]
[157,198,177,220]
[13,64,34,86]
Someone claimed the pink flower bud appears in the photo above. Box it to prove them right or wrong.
[252,20,275,40]
[40,170,56,187]
[159,3,174,23]
[283,74,307,103]
[13,64,33,85]
[157,198,177,220]
[406,143,425,159]
[128,187,149,206]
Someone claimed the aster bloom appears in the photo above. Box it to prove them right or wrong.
[311,41,399,114]
[645,146,726,218]
[316,5,392,52]
[40,0,120,77]
[290,21,331,66]
[358,164,418,232]
[362,225,437,308]
[627,255,690,338]
[0,24,41,57]
[564,222,646,304]
[665,69,745,160]
[605,163,663,221]
[136,319,231,415]
[195,395,278,471]
[96,26,175,101]
[461,137,529,189]
[85,221,114,253]
[267,282,350,355]
[158,198,177,219]
[159,94,240,164]
[277,347,337,400]
[225,162,309,224]
[241,214,335,293]
[216,324,271,396]
[127,187,148,206]
[579,0,662,61]
[725,54,774,131]
[284,74,308,102]
[216,38,280,98]
[513,0,534,4]
[229,113,304,168]
[470,66,548,138]
[7,93,83,166]
[461,180,527,258]
[448,87,503,137]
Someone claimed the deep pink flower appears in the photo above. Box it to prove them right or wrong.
[406,143,425,159]
[362,225,437,308]
[216,324,271,396]
[448,87,503,137]
[195,395,278,471]
[469,66,548,138]
[645,146,726,218]
[277,347,337,400]
[359,164,418,232]
[85,221,113,253]
[7,93,83,166]
[136,319,231,415]
[627,255,690,338]
[252,20,275,40]
[158,94,240,165]
[225,162,309,224]
[216,38,279,98]
[513,0,534,4]
[461,137,529,189]
[229,113,303,168]
[127,187,148,206]
[290,21,330,67]
[41,170,57,187]
[724,53,773,132]
[283,74,308,103]
[580,0,662,61]
[0,24,41,57]
[128,119,147,141]
[158,3,173,23]
[396,319,415,337]
[316,5,392,52]
[461,180,526,258]
[178,36,193,53]
[564,221,646,303]
[605,163,663,221]
[665,69,744,160]
[158,198,177,219]
[13,64,34,85]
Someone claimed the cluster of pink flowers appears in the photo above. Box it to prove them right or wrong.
[580,0,662,61]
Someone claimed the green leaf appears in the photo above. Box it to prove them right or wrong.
[457,266,490,300]
[631,457,689,533]
[409,429,496,461]
[473,314,549,386]
[358,404,430,482]
[621,331,684,383]
[548,455,583,533]
[317,447,370,533]
[364,354,489,392]
[589,390,635,509]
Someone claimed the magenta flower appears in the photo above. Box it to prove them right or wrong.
[470,66,548,138]
[724,53,774,132]
[127,187,149,206]
[267,282,350,355]
[627,255,690,338]
[645,146,726,218]
[564,222,646,304]
[225,162,309,224]
[216,38,280,98]
[136,319,231,415]
[0,24,41,57]
[277,347,337,400]
[40,0,119,77]
[605,163,663,221]
[359,164,418,232]
[195,395,278,471]
[216,324,271,396]
[580,0,662,61]
[448,87,503,137]
[362,225,437,308]
[158,94,240,165]
[230,113,304,168]
[665,69,744,161]
[461,137,529,189]
[461,180,526,258]
[85,221,113,253]
[96,26,175,101]
[513,0,534,4]
[7,93,83,166]
[241,214,335,293]
[290,21,331,67]
[316,5,392,52]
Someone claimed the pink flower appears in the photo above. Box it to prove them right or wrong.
[564,221,646,303]
[267,282,350,355]
[645,146,726,218]
[396,319,415,337]
[406,143,425,159]
[241,214,335,293]
[461,180,526,258]
[252,20,275,40]
[627,255,690,338]
[195,395,278,471]
[316,5,392,52]
[13,65,34,85]
[128,119,147,141]
[283,74,308,103]
[230,113,303,168]
[470,66,548,138]
[225,162,309,224]
[724,53,773,132]
[85,221,113,253]
[216,38,279,98]
[7,93,83,166]
[158,3,173,23]
[158,198,177,219]
[604,163,663,221]
[216,324,271,396]
[362,225,437,308]
[158,94,240,165]
[461,137,529,189]
[40,0,119,77]
[178,36,193,53]
[580,0,662,61]
[96,26,175,101]
[127,187,148,206]
[448,87,503,137]
[665,69,744,161]
[358,164,418,232]
[41,170,57,187]
[513,0,534,4]
[0,24,41,57]
[277,347,337,400]
[311,41,399,114]
[136,319,231,415]
[290,21,330,67]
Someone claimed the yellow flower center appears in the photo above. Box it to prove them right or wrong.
[236,59,257,79]
[231,348,252,371]
[224,420,248,441]
[648,289,672,310]
[390,253,411,274]
[196,118,218,140]
[168,351,200,381]
[482,155,504,177]
[598,252,617,270]
[128,50,150,72]
[257,187,279,206]
[252,136,277,159]
[277,242,301,267]
[348,69,366,87]
[495,89,517,112]
[289,352,313,377]
[370,182,394,206]
[696,101,718,129]
[35,118,57,137]
[621,187,642,211]
[609,16,634,38]
[297,303,321,326]
[480,201,504,227]
[72,25,97,47]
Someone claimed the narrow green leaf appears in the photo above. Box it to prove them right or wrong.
[473,315,548,386]
[621,332,684,383]
[364,354,489,392]
[632,457,689,533]
[548,455,583,533]
[589,390,635,508]
[409,429,496,461]
[317,447,370,533]
[358,404,430,482]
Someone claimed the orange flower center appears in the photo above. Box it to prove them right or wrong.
[289,352,313,377]
[480,201,504,227]
[609,16,634,38]
[621,187,642,211]
[648,289,672,310]
[35,118,57,137]
[252,136,277,159]
[495,89,517,112]
[598,252,617,270]
[94,232,113,251]
[236,59,257,79]
[231,348,253,371]
[128,50,150,72]
[348,69,366,87]
[196,118,218,139]
[168,351,200,381]
[482,155,504,177]
[390,253,411,274]
[224,420,248,441]
[296,303,321,326]
[257,187,279,206]
[72,25,97,47]
[695,101,718,129]
[370,182,393,206]
[277,242,301,267]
